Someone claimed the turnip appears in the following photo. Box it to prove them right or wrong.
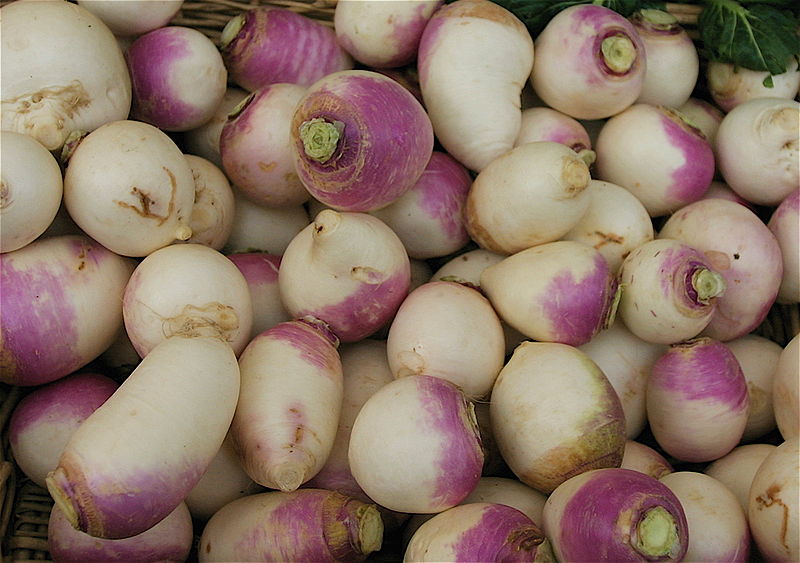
[387,281,505,399]
[219,83,309,208]
[220,6,353,91]
[76,0,184,37]
[562,179,655,274]
[183,154,235,250]
[620,440,674,479]
[617,238,727,345]
[369,151,472,260]
[707,58,800,113]
[227,253,290,337]
[659,471,750,562]
[480,241,619,347]
[46,335,240,539]
[182,87,249,168]
[0,131,63,253]
[631,9,698,108]
[677,96,725,149]
[198,489,384,562]
[334,0,442,68]
[0,235,135,386]
[768,188,800,304]
[704,443,777,515]
[430,248,505,286]
[8,372,118,489]
[99,326,141,380]
[714,97,800,206]
[646,337,749,462]
[126,26,227,131]
[515,106,595,165]
[348,374,483,513]
[417,0,534,172]
[542,468,689,562]
[773,334,799,440]
[465,142,592,255]
[291,69,433,212]
[48,502,193,563]
[230,318,342,492]
[490,341,626,494]
[404,503,553,562]
[658,198,784,341]
[222,194,309,255]
[748,437,800,562]
[122,243,253,358]
[578,320,667,439]
[594,103,715,217]
[278,210,410,343]
[1,0,131,151]
[701,180,755,208]
[63,119,196,257]
[530,5,647,120]
[725,334,782,442]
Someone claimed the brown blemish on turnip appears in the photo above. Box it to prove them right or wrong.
[593,231,624,248]
[162,302,239,341]
[755,484,790,550]
[115,167,177,226]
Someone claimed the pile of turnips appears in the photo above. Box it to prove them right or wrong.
[0,0,798,561]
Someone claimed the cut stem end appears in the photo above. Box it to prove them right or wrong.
[634,506,681,559]
[601,34,637,74]
[692,268,726,303]
[299,118,343,164]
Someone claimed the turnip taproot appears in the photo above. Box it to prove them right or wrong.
[417,0,534,172]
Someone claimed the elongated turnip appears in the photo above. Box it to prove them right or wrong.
[46,335,240,539]
[490,342,626,494]
[707,58,800,113]
[542,468,689,562]
[417,0,534,172]
[183,154,235,250]
[198,489,383,562]
[465,142,592,255]
[704,443,777,515]
[348,375,483,513]
[658,198,784,341]
[278,210,410,343]
[620,440,673,479]
[227,253,290,337]
[530,5,646,120]
[1,235,135,386]
[1,0,131,151]
[773,334,799,441]
[291,70,433,212]
[480,241,619,346]
[768,188,799,304]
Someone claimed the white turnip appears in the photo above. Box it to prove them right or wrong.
[76,0,184,37]
[515,106,595,165]
[620,440,673,479]
[227,253,290,337]
[677,96,724,148]
[773,334,799,440]
[768,188,800,304]
[183,154,235,251]
[222,194,310,255]
[430,248,505,286]
[707,58,800,113]
[704,443,777,515]
[182,87,249,168]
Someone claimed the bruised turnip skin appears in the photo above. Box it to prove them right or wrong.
[220,83,309,208]
[530,5,646,120]
[404,503,553,562]
[578,320,667,439]
[122,243,253,358]
[631,9,698,108]
[747,437,800,562]
[490,342,626,494]
[594,103,715,217]
[617,238,727,345]
[63,120,196,257]
[198,489,383,563]
[417,0,534,173]
[222,194,310,255]
[768,189,800,304]
[660,471,750,562]
[0,235,135,387]
[9,373,118,489]
[183,155,235,251]
[465,142,592,255]
[387,281,505,399]
[515,107,595,164]
[707,58,800,113]
[77,0,184,38]
[348,375,483,514]
[370,151,472,260]
[562,179,655,274]
[620,440,673,479]
[291,70,434,212]
[715,97,800,206]
[46,335,240,539]
[126,26,227,132]
[278,210,410,343]
[480,241,619,347]
[704,443,777,516]
[182,87,249,168]
[773,334,799,441]
[0,1,131,151]
[230,318,343,492]
[227,253,290,337]
[221,7,353,91]
[543,468,688,562]
[48,501,193,563]
[658,198,784,341]
[334,0,442,68]
[646,337,749,463]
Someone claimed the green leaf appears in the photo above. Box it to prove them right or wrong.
[698,0,800,74]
